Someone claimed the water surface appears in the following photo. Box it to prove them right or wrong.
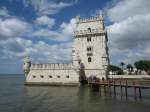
[0,74,150,112]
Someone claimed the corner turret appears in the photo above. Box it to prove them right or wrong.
[23,56,31,76]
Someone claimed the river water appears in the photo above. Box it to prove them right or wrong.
[0,74,150,112]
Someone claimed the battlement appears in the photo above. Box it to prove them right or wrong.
[30,63,74,70]
[74,29,106,37]
[76,14,103,23]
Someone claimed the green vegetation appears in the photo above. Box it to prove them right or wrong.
[108,65,123,75]
[134,60,150,75]
[109,60,150,75]
[120,62,125,70]
[126,64,133,74]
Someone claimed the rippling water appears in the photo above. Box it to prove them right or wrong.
[0,74,150,112]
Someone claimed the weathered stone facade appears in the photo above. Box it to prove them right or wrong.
[23,14,109,85]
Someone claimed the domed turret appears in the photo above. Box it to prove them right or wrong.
[23,56,31,76]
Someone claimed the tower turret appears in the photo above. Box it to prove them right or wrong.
[73,13,109,79]
[23,56,31,76]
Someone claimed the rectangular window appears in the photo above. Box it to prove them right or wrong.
[87,53,93,56]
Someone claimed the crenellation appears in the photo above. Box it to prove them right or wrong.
[77,15,103,23]
[74,29,105,37]
[30,63,74,70]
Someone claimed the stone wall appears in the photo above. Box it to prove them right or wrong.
[25,63,79,85]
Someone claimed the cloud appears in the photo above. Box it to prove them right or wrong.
[0,18,30,40]
[33,29,65,41]
[23,0,77,15]
[35,16,55,28]
[0,7,10,17]
[33,18,76,41]
[0,38,72,63]
[0,7,75,68]
[107,0,150,22]
[106,0,150,64]
[60,18,76,35]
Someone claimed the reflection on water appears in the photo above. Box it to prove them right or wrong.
[0,74,150,112]
[23,85,150,112]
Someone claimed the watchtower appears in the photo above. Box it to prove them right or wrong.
[73,14,109,79]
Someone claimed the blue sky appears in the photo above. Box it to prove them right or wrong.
[0,0,150,74]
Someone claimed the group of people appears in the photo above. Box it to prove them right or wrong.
[88,75,104,83]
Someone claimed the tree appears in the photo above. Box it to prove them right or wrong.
[126,64,133,74]
[108,65,123,75]
[134,60,150,75]
[120,62,125,70]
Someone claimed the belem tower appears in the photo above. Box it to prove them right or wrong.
[23,14,109,85]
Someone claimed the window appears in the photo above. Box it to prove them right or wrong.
[66,75,69,78]
[72,50,75,53]
[40,75,44,78]
[49,75,52,78]
[87,37,91,42]
[88,28,91,32]
[78,60,81,64]
[87,53,93,56]
[33,75,36,78]
[88,57,92,62]
[87,47,92,51]
[57,75,60,78]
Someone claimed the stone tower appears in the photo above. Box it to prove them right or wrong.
[73,14,109,79]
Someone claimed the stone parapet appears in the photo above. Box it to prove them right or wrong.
[30,63,74,70]
[74,29,106,37]
[76,15,103,24]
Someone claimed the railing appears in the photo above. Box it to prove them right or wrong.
[89,79,150,88]
[89,79,150,100]
[74,29,106,36]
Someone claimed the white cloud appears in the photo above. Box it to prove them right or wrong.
[60,18,76,35]
[0,38,72,63]
[0,7,10,17]
[33,18,76,41]
[35,16,55,28]
[33,29,66,41]
[107,0,150,22]
[23,0,77,15]
[106,0,150,64]
[0,18,30,40]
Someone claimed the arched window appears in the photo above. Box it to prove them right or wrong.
[88,28,91,32]
[88,57,92,62]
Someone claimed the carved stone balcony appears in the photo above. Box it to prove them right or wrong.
[74,29,106,37]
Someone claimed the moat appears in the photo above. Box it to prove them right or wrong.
[0,74,150,112]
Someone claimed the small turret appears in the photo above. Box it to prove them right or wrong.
[72,48,81,68]
[23,56,31,76]
[76,15,80,23]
